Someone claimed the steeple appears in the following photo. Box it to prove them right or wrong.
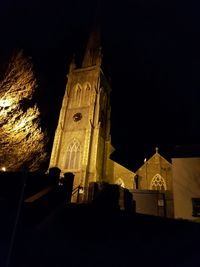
[81,28,102,67]
[81,0,102,68]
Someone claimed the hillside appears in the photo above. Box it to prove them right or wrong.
[6,202,200,267]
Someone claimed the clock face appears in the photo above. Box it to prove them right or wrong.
[73,112,82,122]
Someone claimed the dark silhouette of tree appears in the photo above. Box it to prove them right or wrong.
[0,50,48,171]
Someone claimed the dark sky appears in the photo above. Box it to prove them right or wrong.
[1,0,200,170]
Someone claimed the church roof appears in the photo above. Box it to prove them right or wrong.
[136,147,172,172]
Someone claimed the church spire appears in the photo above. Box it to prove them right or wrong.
[81,28,102,67]
[82,0,102,68]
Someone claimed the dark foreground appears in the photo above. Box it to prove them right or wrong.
[1,200,200,267]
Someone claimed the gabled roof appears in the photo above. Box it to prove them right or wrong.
[136,147,172,172]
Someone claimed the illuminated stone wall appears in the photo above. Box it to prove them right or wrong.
[49,30,136,201]
[135,149,173,191]
[49,64,105,190]
[107,159,135,189]
[133,149,174,218]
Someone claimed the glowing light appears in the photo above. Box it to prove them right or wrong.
[0,99,12,108]
[1,167,6,172]
[79,187,84,194]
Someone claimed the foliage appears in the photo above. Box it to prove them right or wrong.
[0,50,48,171]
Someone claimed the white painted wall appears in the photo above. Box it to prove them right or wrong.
[172,158,200,221]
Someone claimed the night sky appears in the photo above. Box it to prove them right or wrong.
[1,0,200,171]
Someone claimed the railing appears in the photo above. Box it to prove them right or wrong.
[72,185,84,203]
[24,186,53,203]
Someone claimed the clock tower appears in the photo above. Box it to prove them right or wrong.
[49,29,114,199]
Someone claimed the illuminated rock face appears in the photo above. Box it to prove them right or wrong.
[49,31,135,200]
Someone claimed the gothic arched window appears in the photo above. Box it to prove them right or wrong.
[150,174,167,190]
[83,83,91,105]
[65,139,81,170]
[76,85,82,106]
[70,84,82,107]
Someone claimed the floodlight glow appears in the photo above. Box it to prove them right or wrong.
[0,99,12,108]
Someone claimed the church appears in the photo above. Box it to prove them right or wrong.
[48,29,134,200]
[48,27,177,218]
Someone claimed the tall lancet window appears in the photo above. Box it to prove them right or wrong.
[65,139,81,170]
[150,174,167,190]
[83,83,91,105]
[76,85,82,106]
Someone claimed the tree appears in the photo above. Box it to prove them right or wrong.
[0,50,48,171]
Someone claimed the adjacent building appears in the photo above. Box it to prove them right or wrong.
[131,147,174,218]
[171,146,200,221]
